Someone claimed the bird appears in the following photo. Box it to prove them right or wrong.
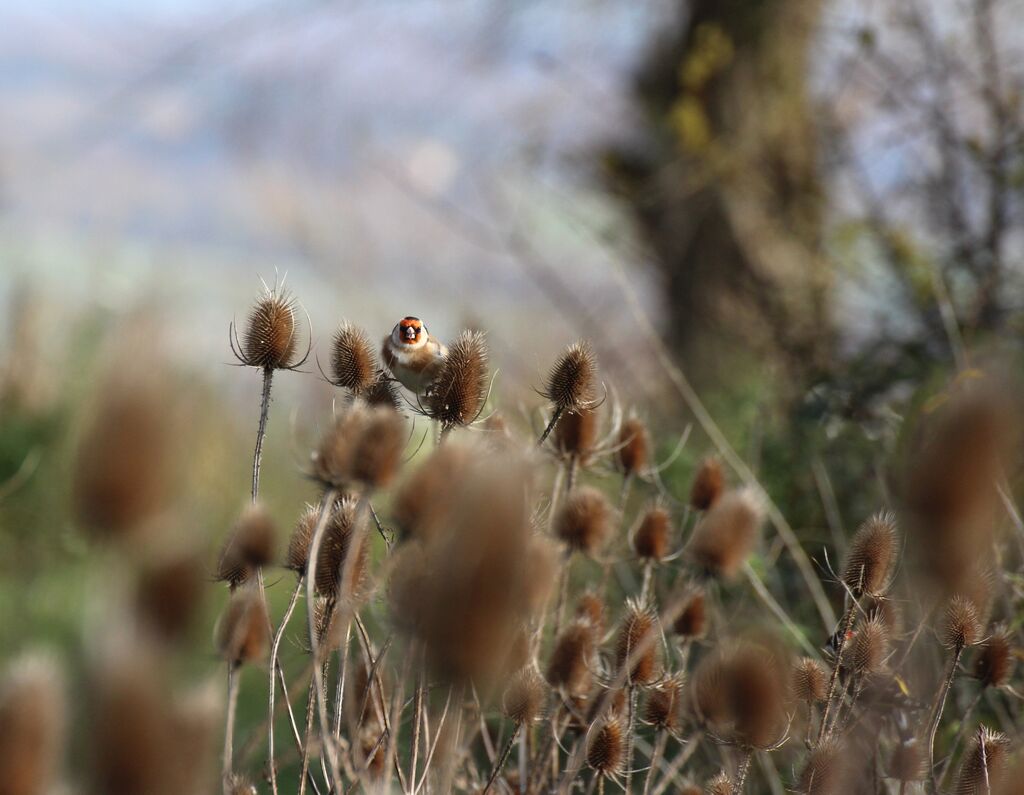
[381,316,448,395]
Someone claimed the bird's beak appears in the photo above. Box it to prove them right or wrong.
[405,327,417,340]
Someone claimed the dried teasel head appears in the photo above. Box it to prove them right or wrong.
[792,657,828,703]
[616,598,662,685]
[226,775,258,795]
[672,588,708,639]
[427,330,489,430]
[364,370,402,410]
[555,407,598,462]
[955,726,1009,795]
[686,488,762,579]
[285,503,318,575]
[850,615,890,675]
[393,442,472,542]
[842,512,898,598]
[349,406,406,488]
[546,620,596,697]
[679,787,702,795]
[576,590,607,633]
[973,629,1014,689]
[0,653,65,795]
[691,649,730,727]
[314,497,369,602]
[632,506,672,562]
[554,486,614,556]
[543,340,598,415]
[799,739,848,794]
[726,642,789,749]
[616,417,649,476]
[644,673,685,731]
[216,503,277,588]
[942,595,983,651]
[705,772,734,795]
[237,286,301,370]
[215,585,269,666]
[312,404,369,487]
[586,716,625,778]
[887,741,926,783]
[330,322,376,393]
[502,667,548,725]
[690,456,724,511]
[135,548,205,644]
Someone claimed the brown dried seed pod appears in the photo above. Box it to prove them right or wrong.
[427,330,489,430]
[955,726,1009,795]
[617,417,649,475]
[851,616,890,675]
[690,456,724,511]
[792,657,828,703]
[216,586,269,666]
[887,741,926,783]
[350,406,406,488]
[686,489,762,579]
[363,370,403,410]
[706,772,734,795]
[576,590,607,633]
[314,497,369,601]
[546,620,596,697]
[672,588,708,639]
[217,503,277,588]
[135,549,205,643]
[285,504,318,574]
[555,486,614,556]
[226,774,258,795]
[330,322,376,392]
[616,599,662,686]
[973,630,1014,688]
[799,739,847,794]
[555,408,598,462]
[691,649,730,727]
[586,716,624,777]
[943,595,983,650]
[679,787,702,795]
[632,507,672,561]
[0,654,65,795]
[728,644,788,749]
[543,341,597,414]
[644,674,685,730]
[393,443,471,542]
[312,405,369,487]
[842,512,898,597]
[502,667,548,725]
[241,289,298,369]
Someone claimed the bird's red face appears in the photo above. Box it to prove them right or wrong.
[397,317,424,345]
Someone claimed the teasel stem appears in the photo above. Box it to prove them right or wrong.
[736,749,754,791]
[566,455,579,495]
[649,731,702,795]
[330,622,352,739]
[926,643,964,794]
[410,655,426,792]
[304,488,344,793]
[223,662,241,794]
[551,550,573,640]
[624,685,638,795]
[817,603,856,745]
[526,712,558,794]
[252,367,274,500]
[640,561,654,604]
[269,577,306,795]
[642,730,667,795]
[297,667,321,795]
[585,773,600,795]
[539,406,565,446]
[743,562,818,658]
[939,688,984,786]
[619,472,633,512]
[483,724,522,795]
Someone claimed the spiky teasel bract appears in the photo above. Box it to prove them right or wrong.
[792,657,828,703]
[686,488,762,579]
[632,506,672,561]
[690,456,724,511]
[706,772,734,795]
[616,416,649,476]
[943,595,983,650]
[502,666,548,725]
[314,496,369,601]
[216,502,277,588]
[285,503,318,574]
[554,407,598,463]
[232,284,307,371]
[555,486,615,556]
[672,587,708,639]
[973,629,1014,688]
[955,726,1009,795]
[329,322,376,393]
[216,585,269,666]
[427,330,489,431]
[616,598,662,686]
[546,620,596,697]
[799,739,847,794]
[0,653,65,795]
[842,511,898,598]
[850,615,890,675]
[543,341,598,416]
[887,741,926,783]
[586,715,625,778]
[644,673,685,730]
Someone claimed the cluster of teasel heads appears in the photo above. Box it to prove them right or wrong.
[4,282,1024,795]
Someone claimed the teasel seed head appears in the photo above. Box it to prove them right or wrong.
[616,598,662,685]
[135,548,205,643]
[792,657,828,703]
[239,287,300,370]
[315,496,369,601]
[312,404,369,487]
[546,620,596,697]
[690,456,724,511]
[686,488,762,579]
[554,486,614,556]
[706,772,734,795]
[309,597,344,650]
[616,417,649,476]
[555,407,598,462]
[364,369,403,410]
[955,726,1009,795]
[330,322,376,392]
[586,716,625,778]
[542,340,598,415]
[728,643,789,749]
[672,588,708,639]
[799,739,847,794]
[679,786,702,795]
[216,502,277,588]
[943,595,982,650]
[644,673,685,730]
[576,590,607,633]
[851,615,890,675]
[691,649,731,727]
[632,506,672,561]
[0,653,65,795]
[285,503,318,575]
[350,405,406,488]
[226,774,258,795]
[842,511,898,598]
[216,585,269,666]
[427,330,489,430]
[393,442,472,542]
[887,740,926,783]
[973,629,1014,689]
[502,666,548,725]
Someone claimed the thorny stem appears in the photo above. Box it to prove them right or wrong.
[483,724,522,795]
[642,731,667,795]
[539,406,565,446]
[269,577,305,795]
[817,604,855,745]
[252,367,273,502]
[927,644,964,794]
[735,750,754,792]
[223,663,241,794]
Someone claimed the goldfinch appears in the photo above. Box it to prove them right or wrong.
[381,316,448,395]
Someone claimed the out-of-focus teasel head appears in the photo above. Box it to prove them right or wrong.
[135,546,206,644]
[426,329,489,434]
[792,656,828,704]
[842,512,898,599]
[328,321,377,393]
[554,407,599,464]
[955,726,1009,795]
[643,673,685,731]
[973,628,1015,689]
[690,456,724,511]
[690,648,731,728]
[502,666,548,725]
[537,340,598,443]
[586,715,625,779]
[225,775,258,795]
[799,739,849,794]
[216,502,277,589]
[725,641,790,750]
[672,587,708,640]
[686,488,763,579]
[576,590,607,634]
[554,485,615,557]
[314,496,369,602]
[215,585,269,668]
[546,620,596,698]
[230,281,308,371]
[0,653,65,795]
[632,505,673,562]
[311,403,406,490]
[392,441,472,543]
[887,741,926,787]
[705,772,735,795]
[616,416,650,477]
[616,598,662,686]
[285,503,318,576]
